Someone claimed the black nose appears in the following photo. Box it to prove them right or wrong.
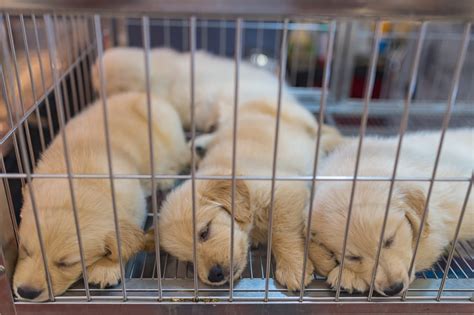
[17,286,42,300]
[383,282,404,296]
[208,265,225,283]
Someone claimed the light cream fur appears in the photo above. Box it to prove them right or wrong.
[307,128,473,295]
[13,92,190,301]
[91,47,297,132]
[149,99,342,290]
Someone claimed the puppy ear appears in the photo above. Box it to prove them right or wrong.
[105,220,145,261]
[397,186,430,242]
[202,179,252,225]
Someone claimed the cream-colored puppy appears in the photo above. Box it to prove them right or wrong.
[92,47,297,132]
[307,128,473,296]
[13,92,190,301]
[151,99,341,290]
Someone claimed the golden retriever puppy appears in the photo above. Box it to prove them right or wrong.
[307,128,473,296]
[92,47,296,132]
[13,92,189,301]
[150,99,342,290]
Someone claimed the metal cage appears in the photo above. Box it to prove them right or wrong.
[0,1,473,314]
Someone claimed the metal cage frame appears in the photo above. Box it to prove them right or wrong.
[0,1,473,314]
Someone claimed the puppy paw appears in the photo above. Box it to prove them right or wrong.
[87,258,122,289]
[326,267,368,294]
[275,259,314,291]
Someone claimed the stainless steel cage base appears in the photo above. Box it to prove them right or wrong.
[54,213,473,302]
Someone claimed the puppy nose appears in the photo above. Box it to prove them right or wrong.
[208,265,225,283]
[383,282,404,296]
[17,286,42,300]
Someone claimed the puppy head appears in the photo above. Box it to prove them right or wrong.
[310,182,428,296]
[13,187,144,301]
[159,176,252,286]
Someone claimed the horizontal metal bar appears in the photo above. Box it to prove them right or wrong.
[2,0,474,19]
[0,173,470,182]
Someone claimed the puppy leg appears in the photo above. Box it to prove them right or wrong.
[270,183,315,291]
[326,266,368,293]
[87,257,122,288]
[89,220,145,288]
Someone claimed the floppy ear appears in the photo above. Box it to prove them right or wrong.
[202,179,252,225]
[397,186,430,243]
[104,220,145,261]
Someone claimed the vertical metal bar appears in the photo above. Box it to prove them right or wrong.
[290,26,301,86]
[70,16,86,111]
[0,15,26,187]
[256,20,264,53]
[62,15,80,116]
[402,22,471,301]
[299,20,336,301]
[53,15,71,122]
[142,16,163,301]
[81,16,94,105]
[367,22,427,301]
[93,14,127,301]
[32,14,55,141]
[229,17,242,302]
[264,18,288,302]
[273,25,282,60]
[201,19,208,51]
[0,100,19,246]
[0,62,54,301]
[219,19,226,56]
[5,13,37,169]
[305,30,317,88]
[44,14,91,301]
[163,18,171,47]
[19,14,46,153]
[334,21,383,301]
[181,19,188,52]
[189,16,199,300]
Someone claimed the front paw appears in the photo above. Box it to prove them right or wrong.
[326,267,368,294]
[87,259,122,289]
[275,259,314,291]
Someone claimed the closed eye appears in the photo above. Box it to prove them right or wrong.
[55,260,80,268]
[199,222,211,242]
[383,236,395,249]
[346,255,363,262]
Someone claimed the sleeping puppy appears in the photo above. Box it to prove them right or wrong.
[92,47,297,132]
[13,92,189,301]
[148,99,342,290]
[307,128,473,296]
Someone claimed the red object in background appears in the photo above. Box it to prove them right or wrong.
[350,66,384,99]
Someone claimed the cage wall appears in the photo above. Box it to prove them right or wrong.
[0,2,473,314]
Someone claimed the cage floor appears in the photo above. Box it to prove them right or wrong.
[63,214,474,301]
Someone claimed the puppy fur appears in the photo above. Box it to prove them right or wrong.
[13,92,190,301]
[150,99,343,290]
[92,47,297,132]
[307,128,473,295]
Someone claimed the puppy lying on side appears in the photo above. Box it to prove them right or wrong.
[13,92,190,301]
[92,47,297,132]
[147,99,341,290]
[307,128,473,296]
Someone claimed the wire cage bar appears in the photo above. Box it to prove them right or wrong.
[0,2,473,314]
